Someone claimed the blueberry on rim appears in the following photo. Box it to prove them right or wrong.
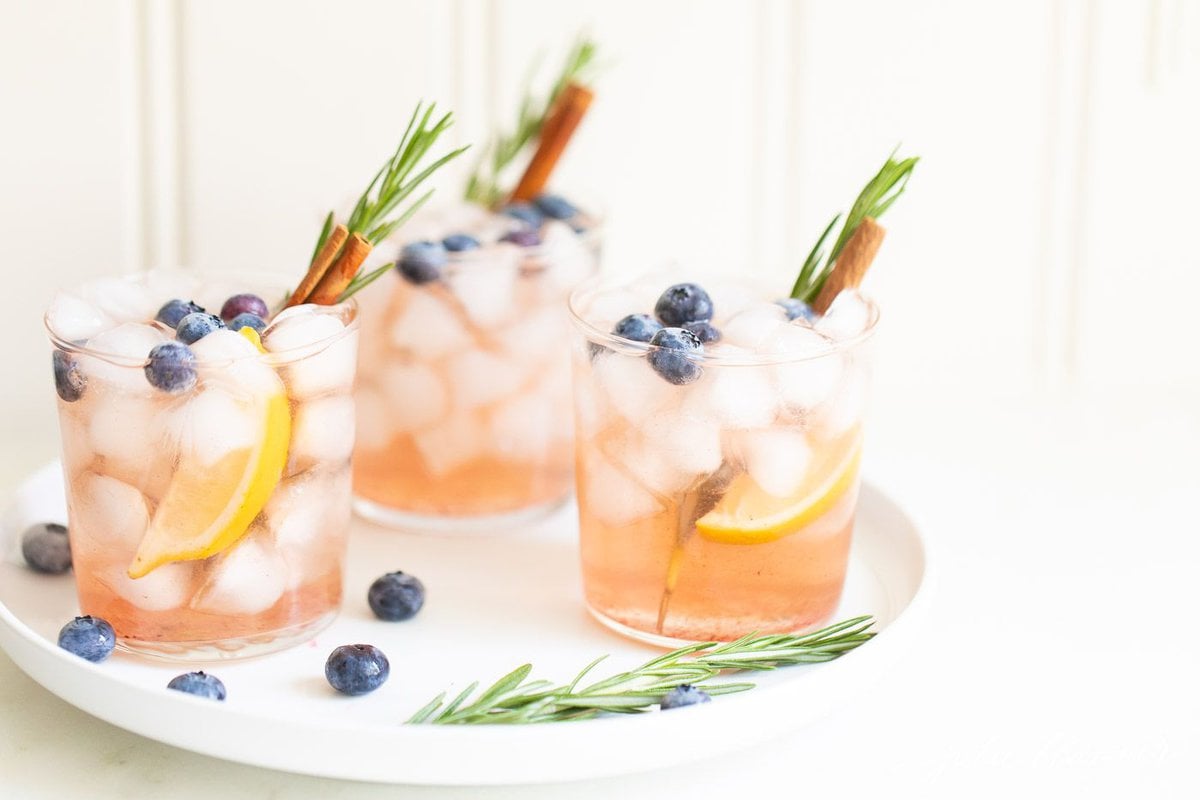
[654,283,714,327]
[647,327,704,385]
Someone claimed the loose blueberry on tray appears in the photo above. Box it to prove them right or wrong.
[21,522,71,574]
[57,616,116,663]
[660,684,712,710]
[168,671,227,701]
[368,571,426,622]
[326,644,390,696]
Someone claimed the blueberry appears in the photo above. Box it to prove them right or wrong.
[175,312,224,344]
[398,241,447,284]
[442,233,480,252]
[145,342,197,393]
[167,671,227,701]
[57,615,115,663]
[660,684,712,710]
[155,299,205,329]
[227,312,266,334]
[22,522,71,574]
[500,229,541,248]
[325,644,390,696]
[654,283,714,327]
[501,203,544,229]
[647,327,704,385]
[683,320,721,344]
[533,193,578,220]
[775,298,816,323]
[612,313,663,343]
[52,350,86,402]
[219,293,269,322]
[367,571,426,622]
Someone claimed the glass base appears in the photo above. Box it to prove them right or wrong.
[587,604,836,648]
[352,493,570,534]
[115,609,338,662]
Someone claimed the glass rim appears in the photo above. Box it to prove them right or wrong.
[396,205,604,274]
[44,268,359,367]
[567,271,880,366]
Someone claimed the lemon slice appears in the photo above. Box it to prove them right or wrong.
[238,326,266,353]
[695,438,862,546]
[127,386,291,578]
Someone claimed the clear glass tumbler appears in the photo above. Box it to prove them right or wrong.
[45,270,358,659]
[568,274,877,645]
[352,204,600,530]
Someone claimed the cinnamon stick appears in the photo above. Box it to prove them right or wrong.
[286,224,349,307]
[811,217,886,313]
[509,82,594,203]
[306,233,373,304]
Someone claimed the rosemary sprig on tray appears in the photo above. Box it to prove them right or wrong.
[791,150,919,303]
[407,615,875,725]
[464,36,597,207]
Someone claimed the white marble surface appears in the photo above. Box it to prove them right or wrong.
[2,392,1197,798]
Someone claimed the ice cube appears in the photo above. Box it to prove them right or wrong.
[498,304,568,362]
[46,292,112,342]
[769,325,842,409]
[722,303,789,350]
[265,309,357,399]
[387,289,472,359]
[168,387,258,467]
[89,391,174,491]
[814,290,874,340]
[377,361,447,432]
[740,428,812,498]
[592,352,685,426]
[101,560,195,612]
[815,361,870,436]
[580,287,648,331]
[607,432,698,498]
[143,269,201,303]
[71,473,149,557]
[193,536,287,616]
[580,450,665,527]
[264,469,349,588]
[683,351,777,429]
[78,323,165,393]
[446,349,525,410]
[353,385,393,452]
[289,394,355,471]
[706,280,762,323]
[80,276,158,323]
[641,412,724,478]
[541,220,596,292]
[191,328,281,396]
[412,413,486,477]
[445,252,520,327]
[489,391,553,462]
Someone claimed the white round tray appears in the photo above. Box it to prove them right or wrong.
[0,462,931,786]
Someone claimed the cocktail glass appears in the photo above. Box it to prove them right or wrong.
[352,203,600,530]
[568,274,877,645]
[45,270,358,659]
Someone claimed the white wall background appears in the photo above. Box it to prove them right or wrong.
[3,0,1199,458]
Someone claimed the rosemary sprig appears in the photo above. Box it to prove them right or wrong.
[309,101,469,301]
[407,615,875,725]
[790,150,919,302]
[463,36,597,207]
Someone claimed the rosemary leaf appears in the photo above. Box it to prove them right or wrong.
[408,615,876,725]
[791,151,918,302]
